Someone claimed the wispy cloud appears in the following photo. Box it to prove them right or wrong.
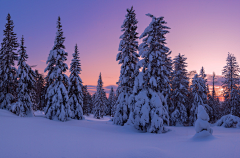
[86,85,118,96]
[40,60,46,63]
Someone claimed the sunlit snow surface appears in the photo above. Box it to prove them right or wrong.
[0,109,239,158]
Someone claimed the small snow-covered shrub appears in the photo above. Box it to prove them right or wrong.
[195,105,213,134]
[216,114,240,128]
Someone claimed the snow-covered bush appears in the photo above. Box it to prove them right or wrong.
[216,114,240,128]
[195,105,213,134]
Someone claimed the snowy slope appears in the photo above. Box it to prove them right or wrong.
[0,109,239,158]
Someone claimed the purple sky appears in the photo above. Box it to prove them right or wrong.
[1,0,240,94]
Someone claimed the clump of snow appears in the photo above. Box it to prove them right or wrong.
[34,110,45,117]
[216,114,240,128]
[195,105,213,135]
[192,130,215,140]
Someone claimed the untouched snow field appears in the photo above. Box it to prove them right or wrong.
[0,109,239,158]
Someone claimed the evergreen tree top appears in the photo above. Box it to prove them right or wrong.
[222,52,240,90]
[18,36,28,65]
[121,6,138,28]
[0,13,19,66]
[70,44,82,77]
[108,87,114,97]
[139,14,170,42]
[173,53,188,71]
[116,6,139,94]
[17,35,36,83]
[199,66,206,80]
[4,14,17,37]
[117,6,139,63]
[97,73,103,89]
[53,16,65,50]
[45,16,68,85]
[138,13,172,93]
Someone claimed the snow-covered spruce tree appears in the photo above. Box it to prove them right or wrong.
[207,72,221,123]
[34,70,45,111]
[82,85,93,115]
[222,53,240,116]
[94,73,107,119]
[68,44,84,120]
[170,53,189,126]
[107,87,116,116]
[111,89,119,117]
[15,36,36,116]
[199,66,209,97]
[0,14,19,109]
[129,14,171,133]
[189,73,211,125]
[114,6,139,125]
[91,92,97,114]
[44,17,70,121]
[103,89,108,114]
[137,14,172,113]
[30,69,37,111]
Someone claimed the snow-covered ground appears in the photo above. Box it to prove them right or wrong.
[0,109,239,158]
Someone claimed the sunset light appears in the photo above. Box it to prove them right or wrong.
[1,1,240,158]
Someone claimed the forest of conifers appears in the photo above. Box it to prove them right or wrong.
[1,7,239,133]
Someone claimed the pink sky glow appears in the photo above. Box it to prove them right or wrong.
[0,0,240,94]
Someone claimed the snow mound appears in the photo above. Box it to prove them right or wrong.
[34,110,45,117]
[192,130,215,141]
[84,114,112,122]
[216,114,240,128]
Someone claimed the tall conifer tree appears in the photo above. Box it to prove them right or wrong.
[15,36,36,116]
[82,85,93,115]
[222,53,240,116]
[189,72,211,125]
[107,87,116,116]
[68,44,84,120]
[129,14,170,133]
[44,17,69,121]
[0,14,19,109]
[114,6,139,125]
[35,70,45,111]
[170,54,189,126]
[207,72,221,123]
[94,73,107,119]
